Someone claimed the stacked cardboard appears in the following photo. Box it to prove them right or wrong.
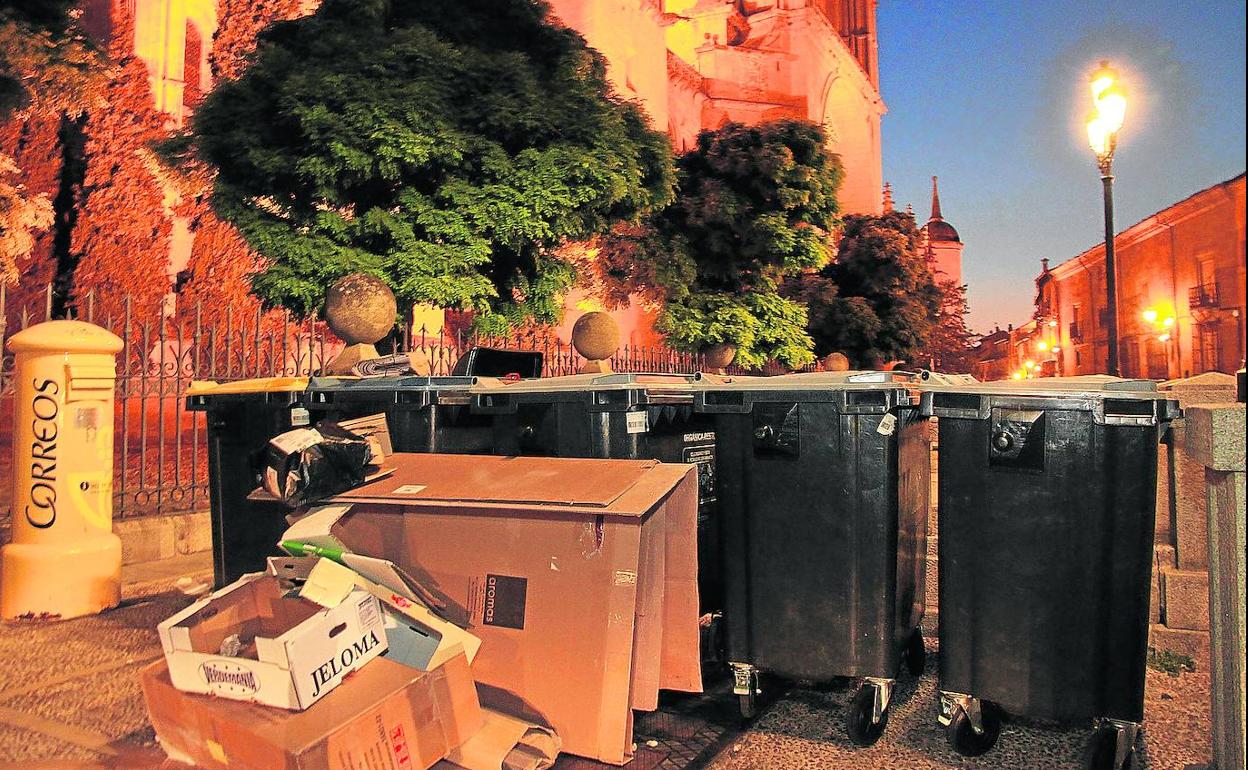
[145,445,702,769]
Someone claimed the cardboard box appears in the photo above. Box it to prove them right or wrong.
[269,553,482,671]
[157,568,388,710]
[292,453,703,765]
[142,654,483,770]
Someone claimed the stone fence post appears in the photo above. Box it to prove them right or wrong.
[1186,404,1246,770]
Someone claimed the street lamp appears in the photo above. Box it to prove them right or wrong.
[1087,60,1127,376]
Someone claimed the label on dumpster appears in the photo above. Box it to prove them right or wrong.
[626,411,649,434]
[876,413,897,436]
[682,442,717,508]
[289,406,310,427]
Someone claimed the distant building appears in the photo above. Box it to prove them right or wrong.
[1028,173,1246,380]
[918,176,963,286]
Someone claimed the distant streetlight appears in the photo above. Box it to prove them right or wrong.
[1087,60,1127,376]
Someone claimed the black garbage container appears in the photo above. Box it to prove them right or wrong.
[470,373,724,616]
[692,371,930,744]
[185,378,311,587]
[922,376,1179,768]
[304,376,495,454]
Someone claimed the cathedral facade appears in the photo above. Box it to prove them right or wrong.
[549,0,885,216]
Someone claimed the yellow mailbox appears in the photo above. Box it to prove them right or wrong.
[1,320,124,620]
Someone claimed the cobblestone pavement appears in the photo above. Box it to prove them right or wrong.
[0,594,1213,770]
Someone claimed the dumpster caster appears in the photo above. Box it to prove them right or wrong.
[731,663,761,720]
[1083,719,1141,770]
[939,692,1000,757]
[846,678,893,747]
[904,629,926,677]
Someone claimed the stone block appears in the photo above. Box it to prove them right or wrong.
[1162,566,1211,631]
[1206,466,1246,770]
[173,510,212,555]
[1185,404,1247,472]
[1149,624,1210,671]
[113,515,176,565]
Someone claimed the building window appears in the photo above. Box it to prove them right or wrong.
[1075,349,1082,367]
[1198,325,1222,372]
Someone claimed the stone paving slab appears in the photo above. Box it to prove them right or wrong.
[0,594,1215,770]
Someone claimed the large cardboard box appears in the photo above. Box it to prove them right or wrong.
[294,453,703,765]
[143,654,483,770]
[157,569,387,710]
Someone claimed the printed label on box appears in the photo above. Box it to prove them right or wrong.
[626,411,648,434]
[289,406,310,427]
[199,659,260,697]
[482,574,527,629]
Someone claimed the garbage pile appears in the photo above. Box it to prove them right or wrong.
[144,412,704,769]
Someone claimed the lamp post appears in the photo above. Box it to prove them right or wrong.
[1087,61,1127,376]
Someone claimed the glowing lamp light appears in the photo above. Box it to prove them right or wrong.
[1142,309,1158,323]
[1012,372,1023,380]
[1037,340,1049,351]
[1163,317,1175,327]
[1158,333,1171,342]
[1052,346,1061,352]
[1025,360,1036,370]
[1048,320,1058,327]
[1087,115,1111,156]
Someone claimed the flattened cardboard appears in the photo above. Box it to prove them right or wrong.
[332,454,658,508]
[157,570,387,710]
[303,453,703,765]
[142,654,483,770]
[436,706,560,770]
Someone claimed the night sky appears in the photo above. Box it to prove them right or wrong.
[877,0,1247,332]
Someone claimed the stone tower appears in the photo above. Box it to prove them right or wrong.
[920,176,963,286]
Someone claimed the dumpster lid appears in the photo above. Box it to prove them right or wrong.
[694,370,919,391]
[306,375,477,391]
[187,377,310,395]
[472,371,707,393]
[921,375,1163,399]
[324,453,689,515]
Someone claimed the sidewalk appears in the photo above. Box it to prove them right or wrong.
[0,592,1212,770]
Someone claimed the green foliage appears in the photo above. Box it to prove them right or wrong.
[656,289,815,369]
[792,211,942,368]
[612,119,841,366]
[190,0,674,327]
[1146,647,1196,677]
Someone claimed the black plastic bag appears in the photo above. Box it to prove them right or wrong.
[261,422,374,508]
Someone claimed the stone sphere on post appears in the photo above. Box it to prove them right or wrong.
[822,352,850,372]
[323,273,398,374]
[572,311,620,374]
[702,343,737,374]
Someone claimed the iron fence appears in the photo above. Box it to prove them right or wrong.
[1,283,712,523]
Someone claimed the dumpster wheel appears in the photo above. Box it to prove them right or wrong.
[846,681,890,746]
[1082,721,1142,770]
[945,700,1001,757]
[904,628,926,677]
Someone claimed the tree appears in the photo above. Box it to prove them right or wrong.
[923,279,976,372]
[606,120,842,368]
[792,211,942,368]
[188,0,674,333]
[0,0,105,297]
[0,1,104,117]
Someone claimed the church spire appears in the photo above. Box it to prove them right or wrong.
[930,175,943,220]
[881,182,894,212]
